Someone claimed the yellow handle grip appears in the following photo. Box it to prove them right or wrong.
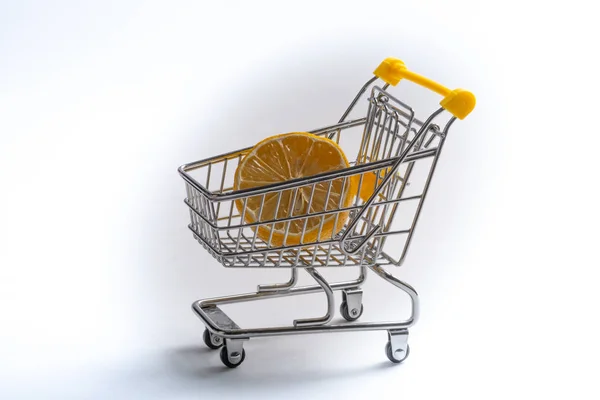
[374,57,476,120]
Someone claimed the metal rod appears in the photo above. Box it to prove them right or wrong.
[193,263,417,339]
[293,268,335,327]
[199,272,365,307]
[339,107,445,254]
[257,269,298,292]
[327,76,379,141]
[395,117,454,266]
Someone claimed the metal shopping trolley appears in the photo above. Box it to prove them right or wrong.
[178,57,475,368]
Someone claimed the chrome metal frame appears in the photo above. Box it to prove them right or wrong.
[179,73,458,367]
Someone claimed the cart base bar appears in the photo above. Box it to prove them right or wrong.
[192,264,418,367]
[201,305,241,332]
[194,301,414,338]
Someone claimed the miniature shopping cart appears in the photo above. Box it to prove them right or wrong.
[178,57,475,368]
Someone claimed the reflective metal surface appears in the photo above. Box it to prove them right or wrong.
[179,86,449,269]
[179,72,461,365]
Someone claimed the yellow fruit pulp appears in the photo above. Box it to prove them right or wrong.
[358,171,378,202]
[233,132,358,247]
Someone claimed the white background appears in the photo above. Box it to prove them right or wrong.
[1,1,598,399]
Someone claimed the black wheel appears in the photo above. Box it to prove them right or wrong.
[386,342,410,364]
[220,345,246,368]
[203,329,223,350]
[340,302,364,321]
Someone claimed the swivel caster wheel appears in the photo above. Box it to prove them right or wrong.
[203,329,223,350]
[340,288,364,322]
[340,302,364,321]
[386,329,410,363]
[386,342,410,363]
[220,345,246,368]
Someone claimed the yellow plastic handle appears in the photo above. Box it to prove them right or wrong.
[374,57,476,120]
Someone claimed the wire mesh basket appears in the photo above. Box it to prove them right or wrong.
[180,86,454,269]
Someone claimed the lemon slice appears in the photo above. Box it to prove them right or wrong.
[234,132,358,247]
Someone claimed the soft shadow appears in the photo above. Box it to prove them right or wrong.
[161,340,411,398]
[165,345,229,378]
[81,338,409,399]
[164,343,398,387]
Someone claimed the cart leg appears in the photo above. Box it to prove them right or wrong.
[369,264,419,325]
[327,265,367,289]
[256,265,364,294]
[344,265,367,288]
[369,264,418,363]
[257,268,298,293]
[293,268,335,327]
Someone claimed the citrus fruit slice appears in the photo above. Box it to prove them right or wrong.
[233,132,358,247]
[357,168,396,201]
[358,171,379,202]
